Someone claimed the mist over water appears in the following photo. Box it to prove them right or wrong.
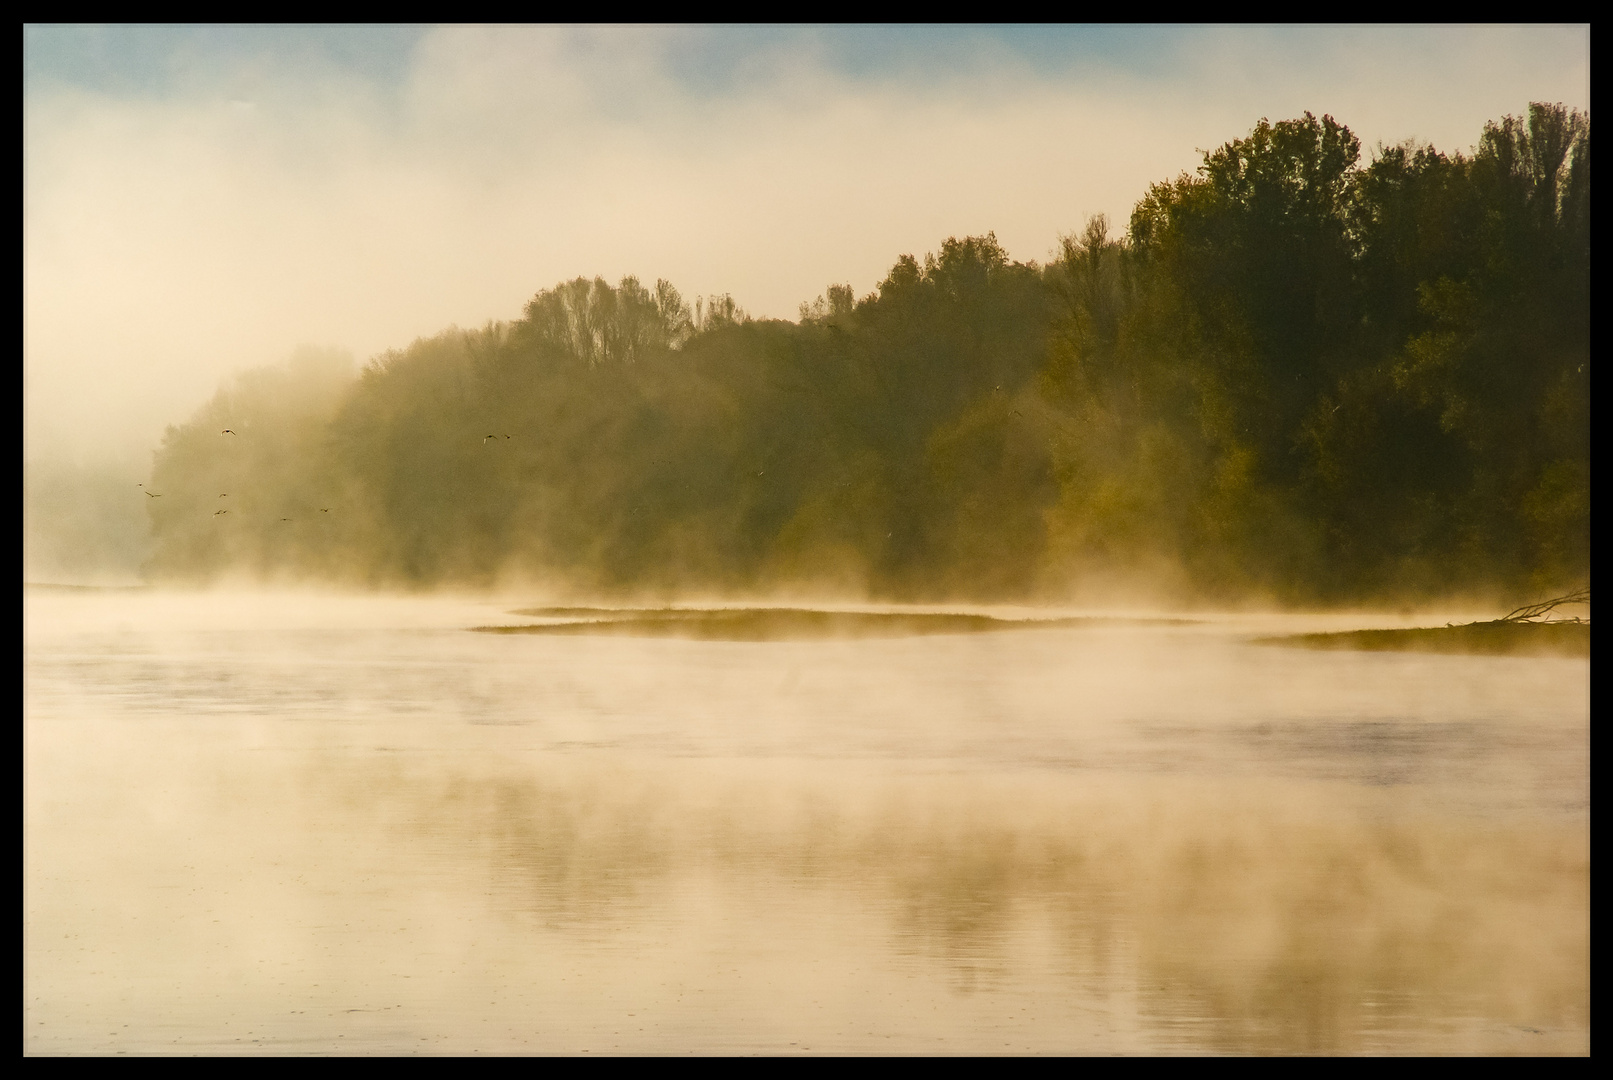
[25,28,1590,1056]
[24,589,1588,1054]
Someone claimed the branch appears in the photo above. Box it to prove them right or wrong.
[1500,585,1590,623]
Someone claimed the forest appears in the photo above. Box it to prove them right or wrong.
[144,103,1589,604]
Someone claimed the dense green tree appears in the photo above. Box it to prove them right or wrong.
[144,106,1589,605]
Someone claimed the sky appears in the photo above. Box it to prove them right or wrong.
[23,24,1590,466]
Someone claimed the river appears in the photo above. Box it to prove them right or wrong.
[23,588,1589,1054]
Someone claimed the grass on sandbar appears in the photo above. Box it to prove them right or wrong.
[469,608,1181,641]
[1257,620,1588,658]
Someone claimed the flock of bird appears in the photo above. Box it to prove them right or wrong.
[140,426,512,524]
[137,428,335,525]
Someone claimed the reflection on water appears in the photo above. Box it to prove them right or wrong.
[24,591,1589,1054]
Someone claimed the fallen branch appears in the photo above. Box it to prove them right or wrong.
[1499,586,1590,624]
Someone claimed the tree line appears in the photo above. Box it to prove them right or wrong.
[145,104,1589,603]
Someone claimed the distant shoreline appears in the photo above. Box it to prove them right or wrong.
[24,582,149,592]
[473,608,1194,641]
[1256,621,1589,658]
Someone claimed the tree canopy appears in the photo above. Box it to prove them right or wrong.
[145,104,1589,604]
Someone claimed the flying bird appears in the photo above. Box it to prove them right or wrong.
[319,508,330,513]
[145,491,161,498]
[214,509,228,516]
[222,429,237,435]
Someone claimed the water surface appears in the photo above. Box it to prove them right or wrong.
[24,590,1589,1054]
